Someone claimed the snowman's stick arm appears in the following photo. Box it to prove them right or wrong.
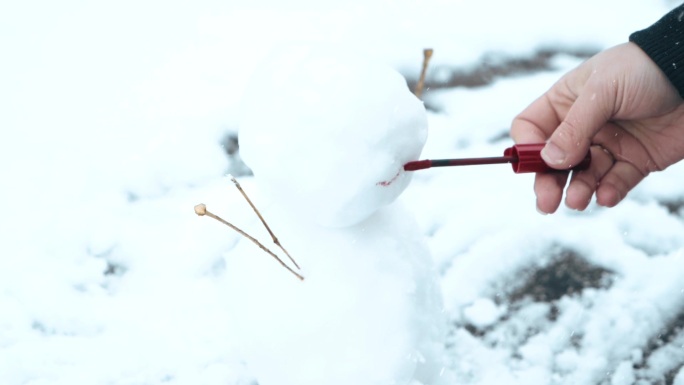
[230,176,301,271]
[194,204,304,281]
[414,48,433,100]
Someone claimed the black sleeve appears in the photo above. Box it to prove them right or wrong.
[630,3,684,98]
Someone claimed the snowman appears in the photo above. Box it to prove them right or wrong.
[222,44,446,385]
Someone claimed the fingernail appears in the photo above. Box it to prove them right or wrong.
[541,141,566,165]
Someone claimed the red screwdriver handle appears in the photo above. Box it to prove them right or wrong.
[505,143,591,173]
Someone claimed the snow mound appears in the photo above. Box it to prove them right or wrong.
[223,199,446,385]
[239,44,428,227]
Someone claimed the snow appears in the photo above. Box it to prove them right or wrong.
[3,0,684,385]
[221,198,444,385]
[239,44,427,227]
[463,298,504,329]
[235,45,440,384]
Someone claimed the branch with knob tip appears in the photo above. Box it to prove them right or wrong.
[193,176,303,281]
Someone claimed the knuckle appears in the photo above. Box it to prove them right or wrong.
[556,121,578,143]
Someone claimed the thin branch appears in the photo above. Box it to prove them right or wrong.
[194,203,304,281]
[414,48,434,100]
[229,176,301,270]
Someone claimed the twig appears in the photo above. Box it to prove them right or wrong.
[229,176,301,270]
[194,203,304,281]
[414,48,434,100]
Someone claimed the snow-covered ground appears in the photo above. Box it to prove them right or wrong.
[2,1,684,384]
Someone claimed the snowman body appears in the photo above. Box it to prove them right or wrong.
[224,200,444,385]
[226,45,446,385]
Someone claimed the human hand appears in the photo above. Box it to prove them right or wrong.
[511,42,684,214]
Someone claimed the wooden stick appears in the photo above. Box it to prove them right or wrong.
[229,176,301,270]
[194,203,304,281]
[414,48,434,100]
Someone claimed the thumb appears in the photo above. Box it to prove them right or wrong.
[541,82,614,169]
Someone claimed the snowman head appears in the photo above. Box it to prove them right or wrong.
[239,45,427,227]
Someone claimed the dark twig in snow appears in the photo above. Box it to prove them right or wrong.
[229,176,301,270]
[194,203,304,281]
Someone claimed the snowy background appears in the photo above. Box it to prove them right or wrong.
[3,0,684,384]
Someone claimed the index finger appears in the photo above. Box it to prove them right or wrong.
[510,80,575,214]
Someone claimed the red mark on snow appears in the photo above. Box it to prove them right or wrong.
[377,171,401,187]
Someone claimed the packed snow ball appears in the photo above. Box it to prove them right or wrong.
[239,44,428,227]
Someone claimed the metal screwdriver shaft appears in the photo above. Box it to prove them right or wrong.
[404,156,517,171]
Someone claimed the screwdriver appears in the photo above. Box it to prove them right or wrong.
[404,143,591,173]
